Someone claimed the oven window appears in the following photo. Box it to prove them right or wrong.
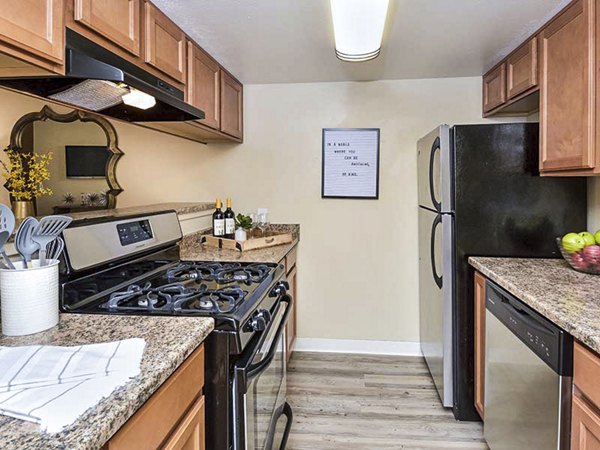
[246,333,285,450]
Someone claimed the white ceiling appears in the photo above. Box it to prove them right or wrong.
[153,0,572,84]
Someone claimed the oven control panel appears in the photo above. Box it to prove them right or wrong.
[117,219,153,246]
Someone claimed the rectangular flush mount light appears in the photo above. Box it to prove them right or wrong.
[330,0,389,62]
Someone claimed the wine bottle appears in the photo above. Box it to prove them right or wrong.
[224,197,235,239]
[213,198,225,237]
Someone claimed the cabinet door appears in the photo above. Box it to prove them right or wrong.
[162,397,205,450]
[74,0,140,55]
[474,271,486,419]
[0,0,64,64]
[507,37,538,99]
[144,1,186,83]
[187,42,220,130]
[286,266,297,362]
[540,0,595,172]
[572,394,600,450]
[220,71,243,139]
[483,63,506,113]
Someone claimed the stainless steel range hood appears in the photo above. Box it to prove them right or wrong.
[0,30,204,123]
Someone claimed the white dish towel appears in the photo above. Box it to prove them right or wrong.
[0,338,146,432]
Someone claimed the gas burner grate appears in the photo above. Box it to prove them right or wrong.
[166,262,273,285]
[102,282,246,314]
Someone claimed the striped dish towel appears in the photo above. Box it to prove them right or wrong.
[0,338,145,432]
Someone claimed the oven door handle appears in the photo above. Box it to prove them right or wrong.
[235,294,292,391]
[247,294,292,380]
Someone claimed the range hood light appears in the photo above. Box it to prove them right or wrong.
[122,88,156,110]
[330,0,389,62]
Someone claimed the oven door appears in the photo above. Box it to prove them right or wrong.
[233,294,293,450]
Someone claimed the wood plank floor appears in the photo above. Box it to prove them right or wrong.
[285,352,487,450]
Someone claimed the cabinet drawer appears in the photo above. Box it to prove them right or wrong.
[507,37,538,99]
[107,345,204,450]
[285,245,297,274]
[574,341,600,408]
[483,63,506,113]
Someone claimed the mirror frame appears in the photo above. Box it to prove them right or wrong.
[7,105,124,209]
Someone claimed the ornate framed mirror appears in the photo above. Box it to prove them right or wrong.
[6,106,124,215]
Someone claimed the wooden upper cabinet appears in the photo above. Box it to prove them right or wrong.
[144,1,186,83]
[187,41,220,130]
[483,63,506,113]
[0,0,64,66]
[74,0,141,55]
[507,37,538,99]
[540,0,595,173]
[220,71,243,139]
[473,271,486,419]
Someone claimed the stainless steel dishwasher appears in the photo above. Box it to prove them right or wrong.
[485,280,573,450]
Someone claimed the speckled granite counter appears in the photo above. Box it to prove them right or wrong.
[66,202,215,222]
[469,257,600,355]
[180,224,299,263]
[0,314,213,450]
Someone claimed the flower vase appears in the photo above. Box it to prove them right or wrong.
[11,200,36,221]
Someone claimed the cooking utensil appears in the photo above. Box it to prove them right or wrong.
[0,231,13,270]
[47,236,64,261]
[0,205,15,269]
[32,215,72,266]
[15,216,39,268]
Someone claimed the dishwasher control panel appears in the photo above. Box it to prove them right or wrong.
[486,280,573,376]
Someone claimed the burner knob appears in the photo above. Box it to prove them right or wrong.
[249,309,270,332]
[269,281,290,297]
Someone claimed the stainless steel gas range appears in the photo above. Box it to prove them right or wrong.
[59,210,293,450]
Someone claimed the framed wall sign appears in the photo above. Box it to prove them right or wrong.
[322,128,380,199]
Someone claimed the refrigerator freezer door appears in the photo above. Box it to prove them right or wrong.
[417,125,452,213]
[419,206,453,407]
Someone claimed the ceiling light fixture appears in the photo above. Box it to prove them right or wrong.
[122,88,156,110]
[330,0,389,62]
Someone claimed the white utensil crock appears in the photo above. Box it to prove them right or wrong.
[1,259,59,336]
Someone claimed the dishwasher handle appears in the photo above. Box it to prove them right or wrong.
[500,297,555,336]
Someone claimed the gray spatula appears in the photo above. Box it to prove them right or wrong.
[15,216,39,268]
[0,204,15,269]
[32,215,72,266]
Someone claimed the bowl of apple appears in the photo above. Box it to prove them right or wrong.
[558,231,600,275]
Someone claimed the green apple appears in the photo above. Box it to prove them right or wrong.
[595,230,600,245]
[580,231,596,246]
[562,233,585,253]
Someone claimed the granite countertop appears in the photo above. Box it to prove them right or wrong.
[180,224,300,264]
[469,257,600,354]
[66,202,215,222]
[0,314,213,450]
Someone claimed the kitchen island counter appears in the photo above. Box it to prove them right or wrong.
[469,257,600,355]
[180,224,300,264]
[0,314,214,450]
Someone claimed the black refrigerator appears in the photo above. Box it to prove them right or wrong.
[417,123,587,421]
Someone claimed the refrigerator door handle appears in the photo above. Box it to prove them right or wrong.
[431,214,443,289]
[429,136,442,212]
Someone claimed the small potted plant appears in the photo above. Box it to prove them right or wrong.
[1,148,53,219]
[235,213,253,241]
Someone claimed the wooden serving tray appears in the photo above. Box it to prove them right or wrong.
[201,232,293,252]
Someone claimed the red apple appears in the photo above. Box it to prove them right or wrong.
[571,252,590,270]
[583,245,600,264]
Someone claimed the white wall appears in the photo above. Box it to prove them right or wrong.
[192,77,490,343]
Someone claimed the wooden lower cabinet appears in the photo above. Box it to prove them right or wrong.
[162,397,205,450]
[284,245,298,363]
[106,345,205,450]
[473,271,486,419]
[572,341,600,449]
[572,393,600,450]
